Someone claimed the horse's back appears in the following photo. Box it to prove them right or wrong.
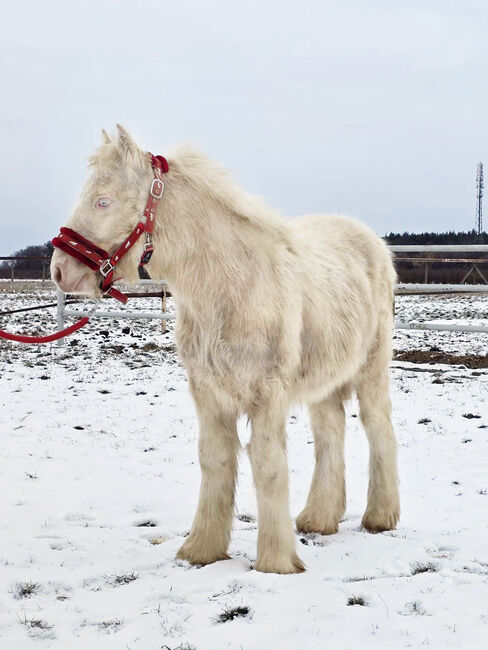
[291,213,392,267]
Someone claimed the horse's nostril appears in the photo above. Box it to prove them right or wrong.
[54,265,62,284]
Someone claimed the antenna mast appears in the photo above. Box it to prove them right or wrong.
[476,162,483,234]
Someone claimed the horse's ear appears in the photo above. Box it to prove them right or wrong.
[116,124,139,158]
[101,129,112,144]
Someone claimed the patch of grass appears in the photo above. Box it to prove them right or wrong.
[25,472,38,480]
[345,575,376,582]
[411,561,439,575]
[417,417,432,424]
[112,572,138,585]
[108,345,124,354]
[11,581,40,599]
[236,513,255,523]
[209,583,242,601]
[23,617,52,629]
[405,600,427,615]
[142,342,160,352]
[215,605,251,623]
[347,594,368,606]
[19,613,54,638]
[463,413,481,419]
[136,519,157,527]
[97,618,123,632]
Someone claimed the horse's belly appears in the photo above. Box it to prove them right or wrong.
[292,321,373,403]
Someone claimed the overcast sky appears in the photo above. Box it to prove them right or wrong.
[1,0,487,252]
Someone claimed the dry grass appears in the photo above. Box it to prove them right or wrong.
[411,561,439,575]
[215,606,251,623]
[347,594,369,606]
[112,572,138,586]
[11,581,40,599]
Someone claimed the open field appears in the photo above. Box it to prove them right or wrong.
[0,286,487,649]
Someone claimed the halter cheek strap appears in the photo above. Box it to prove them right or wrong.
[51,152,168,304]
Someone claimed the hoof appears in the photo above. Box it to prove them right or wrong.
[296,509,340,536]
[362,508,400,533]
[176,538,230,566]
[254,552,306,574]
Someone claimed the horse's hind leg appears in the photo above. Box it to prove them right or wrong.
[296,391,346,535]
[357,336,400,532]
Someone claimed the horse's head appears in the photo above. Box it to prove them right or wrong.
[51,125,154,296]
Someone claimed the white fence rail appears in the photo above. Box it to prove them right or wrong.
[54,245,488,338]
[390,245,488,253]
[55,281,175,338]
[396,284,488,294]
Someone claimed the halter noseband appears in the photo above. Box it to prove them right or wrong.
[51,153,169,304]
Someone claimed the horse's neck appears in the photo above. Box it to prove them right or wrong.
[151,177,258,312]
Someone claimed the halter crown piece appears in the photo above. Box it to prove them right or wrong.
[51,152,169,304]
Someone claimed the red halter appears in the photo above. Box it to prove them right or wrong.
[0,153,168,344]
[52,152,168,304]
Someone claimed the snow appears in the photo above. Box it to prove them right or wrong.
[394,293,488,355]
[1,286,487,649]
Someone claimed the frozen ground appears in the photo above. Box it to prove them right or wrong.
[0,285,487,649]
[394,293,488,356]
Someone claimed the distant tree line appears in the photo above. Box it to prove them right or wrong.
[0,241,53,279]
[384,230,488,245]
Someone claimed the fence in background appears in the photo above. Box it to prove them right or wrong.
[0,257,51,282]
[390,244,488,334]
[392,244,488,286]
[2,246,488,338]
[56,281,174,340]
[52,244,488,339]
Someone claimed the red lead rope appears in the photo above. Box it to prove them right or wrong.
[0,317,90,344]
[0,152,168,345]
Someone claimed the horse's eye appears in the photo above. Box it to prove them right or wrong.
[96,197,112,208]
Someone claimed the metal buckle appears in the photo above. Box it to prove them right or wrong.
[100,259,115,277]
[150,178,164,199]
[140,239,154,265]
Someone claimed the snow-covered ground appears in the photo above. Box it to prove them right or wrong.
[394,293,488,356]
[1,286,487,649]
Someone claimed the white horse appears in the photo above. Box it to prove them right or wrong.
[51,125,399,574]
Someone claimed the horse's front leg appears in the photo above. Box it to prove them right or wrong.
[248,401,305,574]
[177,387,239,565]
